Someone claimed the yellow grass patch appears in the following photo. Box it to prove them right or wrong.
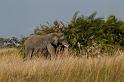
[0,48,124,82]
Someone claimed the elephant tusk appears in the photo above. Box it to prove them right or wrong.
[64,45,69,47]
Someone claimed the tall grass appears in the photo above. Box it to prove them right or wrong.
[0,48,124,82]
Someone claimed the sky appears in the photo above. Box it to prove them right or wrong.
[0,0,124,38]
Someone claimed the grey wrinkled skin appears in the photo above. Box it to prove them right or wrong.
[23,33,69,59]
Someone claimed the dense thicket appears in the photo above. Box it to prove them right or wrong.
[33,12,124,54]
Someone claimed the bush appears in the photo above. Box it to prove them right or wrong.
[33,12,124,55]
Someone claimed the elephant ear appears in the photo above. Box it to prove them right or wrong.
[57,33,64,38]
[52,36,59,46]
[59,35,64,40]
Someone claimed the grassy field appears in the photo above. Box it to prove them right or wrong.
[0,48,124,82]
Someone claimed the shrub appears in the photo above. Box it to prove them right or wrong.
[32,12,124,55]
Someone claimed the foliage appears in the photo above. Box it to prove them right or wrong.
[34,21,66,35]
[33,12,124,54]
[0,37,22,49]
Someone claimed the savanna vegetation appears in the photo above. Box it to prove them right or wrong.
[0,12,124,82]
[33,12,124,56]
[0,48,123,82]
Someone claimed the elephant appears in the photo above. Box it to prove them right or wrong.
[23,33,69,59]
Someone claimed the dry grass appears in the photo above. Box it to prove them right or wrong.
[0,48,124,82]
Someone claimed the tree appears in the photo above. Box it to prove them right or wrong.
[32,12,124,54]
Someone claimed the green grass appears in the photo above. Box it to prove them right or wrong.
[0,48,124,82]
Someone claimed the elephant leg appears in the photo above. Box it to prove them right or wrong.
[25,48,34,59]
[30,48,34,58]
[47,43,56,59]
[23,47,29,58]
[23,48,32,60]
[63,47,68,56]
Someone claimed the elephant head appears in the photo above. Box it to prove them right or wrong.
[46,33,69,58]
[51,33,69,48]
